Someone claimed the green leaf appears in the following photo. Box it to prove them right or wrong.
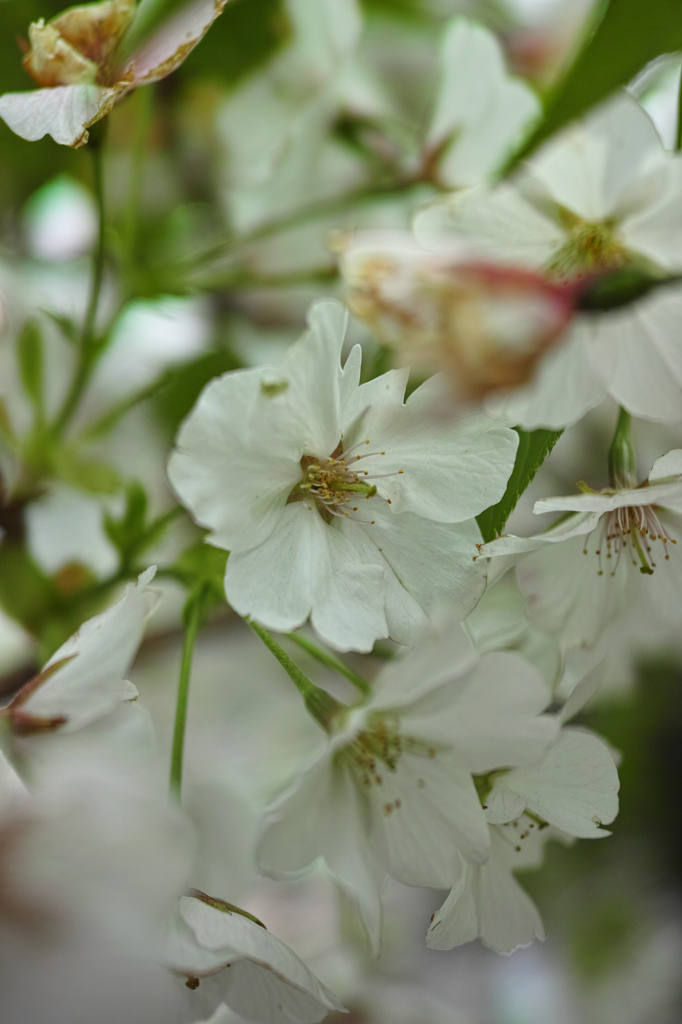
[171,540,228,624]
[17,320,44,411]
[476,428,563,543]
[154,350,243,433]
[53,448,122,494]
[508,0,682,168]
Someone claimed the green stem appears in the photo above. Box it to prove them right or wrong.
[124,85,154,290]
[189,176,428,270]
[169,596,202,799]
[248,620,346,731]
[607,407,636,489]
[53,129,107,436]
[286,631,370,696]
[676,64,682,152]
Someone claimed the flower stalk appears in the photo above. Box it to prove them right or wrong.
[53,122,108,436]
[247,620,347,731]
[169,593,203,799]
[285,631,371,696]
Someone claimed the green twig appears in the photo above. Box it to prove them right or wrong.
[170,595,203,799]
[53,128,108,436]
[188,176,428,270]
[248,620,346,731]
[677,64,682,152]
[124,84,155,290]
[286,631,370,696]
[607,407,636,489]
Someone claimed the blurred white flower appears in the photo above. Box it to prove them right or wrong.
[168,299,517,651]
[0,751,192,1024]
[480,449,682,648]
[2,566,159,739]
[23,175,98,261]
[426,19,539,188]
[340,229,574,400]
[167,891,346,1024]
[25,482,119,579]
[257,617,557,951]
[416,94,682,428]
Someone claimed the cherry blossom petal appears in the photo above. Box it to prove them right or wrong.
[257,754,385,953]
[0,84,119,147]
[178,896,345,1024]
[17,567,159,732]
[403,652,558,772]
[485,729,619,837]
[427,825,545,953]
[368,748,490,881]
[486,318,607,430]
[428,19,539,188]
[127,0,229,84]
[167,369,302,552]
[225,504,388,651]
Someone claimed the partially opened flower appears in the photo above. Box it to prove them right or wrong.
[257,617,558,951]
[340,230,575,400]
[168,299,518,652]
[479,449,682,648]
[0,0,229,148]
[416,93,682,428]
[2,566,159,739]
[167,890,346,1024]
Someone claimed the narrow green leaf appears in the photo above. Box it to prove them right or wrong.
[476,428,563,543]
[17,320,44,411]
[507,0,682,169]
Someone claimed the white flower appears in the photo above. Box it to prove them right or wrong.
[168,299,518,652]
[0,750,192,1024]
[415,93,682,428]
[428,690,619,953]
[425,813,550,954]
[479,449,682,648]
[0,0,229,148]
[257,617,558,951]
[426,18,539,189]
[2,566,159,738]
[167,891,346,1024]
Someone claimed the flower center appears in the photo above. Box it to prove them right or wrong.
[548,211,629,281]
[583,504,676,575]
[342,713,439,798]
[288,439,402,523]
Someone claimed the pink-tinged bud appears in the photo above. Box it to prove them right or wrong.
[340,231,575,401]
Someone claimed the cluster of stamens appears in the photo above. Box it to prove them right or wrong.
[548,212,628,281]
[344,714,437,811]
[293,439,403,524]
[499,813,548,855]
[583,504,675,575]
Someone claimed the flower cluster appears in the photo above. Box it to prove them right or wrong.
[2,0,681,1020]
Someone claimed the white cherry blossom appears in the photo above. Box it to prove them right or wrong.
[168,300,518,652]
[428,687,619,953]
[168,891,345,1024]
[479,449,682,648]
[257,617,558,951]
[1,566,159,738]
[415,93,682,428]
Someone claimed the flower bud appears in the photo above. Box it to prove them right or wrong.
[340,231,575,401]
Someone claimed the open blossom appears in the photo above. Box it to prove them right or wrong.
[479,449,682,648]
[340,230,575,400]
[428,686,619,953]
[0,0,229,147]
[1,566,159,740]
[168,891,345,1024]
[257,617,558,951]
[168,300,518,652]
[415,94,682,428]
